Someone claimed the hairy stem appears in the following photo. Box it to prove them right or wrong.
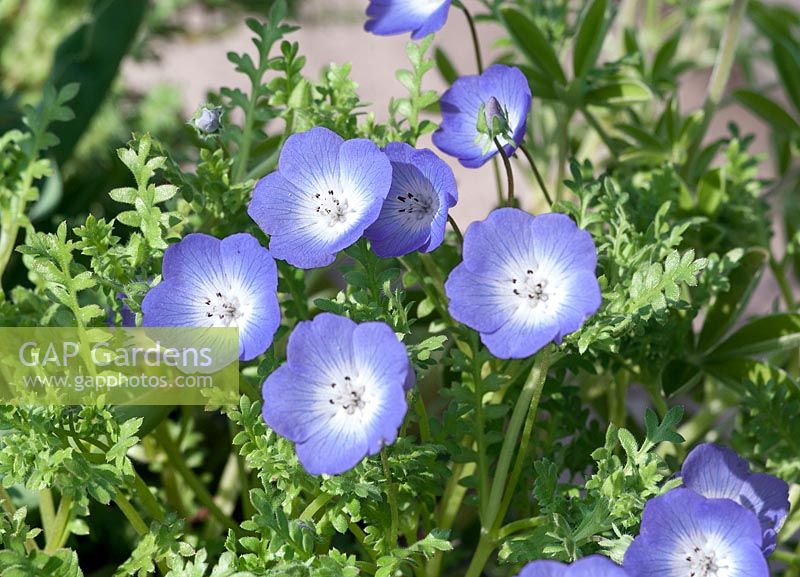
[484,348,551,530]
[495,139,515,207]
[447,214,464,245]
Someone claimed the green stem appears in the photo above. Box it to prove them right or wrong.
[114,491,148,536]
[154,426,242,535]
[684,0,749,180]
[498,516,545,539]
[495,138,515,207]
[518,143,553,207]
[132,471,165,523]
[770,255,797,309]
[414,392,432,444]
[447,215,464,246]
[46,495,73,553]
[300,493,333,522]
[471,336,490,522]
[484,348,551,530]
[39,489,56,546]
[464,531,495,577]
[381,448,400,549]
[459,2,484,74]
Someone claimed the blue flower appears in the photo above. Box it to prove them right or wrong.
[364,0,452,39]
[680,443,789,555]
[433,64,531,168]
[261,313,412,475]
[517,556,629,577]
[445,208,601,359]
[363,142,458,258]
[248,127,392,269]
[142,233,280,361]
[624,488,769,577]
[193,107,222,133]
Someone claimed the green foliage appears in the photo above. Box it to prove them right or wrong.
[1,0,799,575]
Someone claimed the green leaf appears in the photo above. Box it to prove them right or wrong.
[573,0,609,78]
[47,0,148,166]
[698,249,768,352]
[434,47,458,85]
[732,89,800,135]
[644,406,685,445]
[584,79,653,107]
[708,313,800,361]
[500,7,566,85]
[696,167,725,215]
[772,39,800,116]
[661,358,703,398]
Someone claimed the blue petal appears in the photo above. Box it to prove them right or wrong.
[220,234,280,361]
[143,234,226,328]
[681,443,790,554]
[285,313,357,381]
[461,208,538,276]
[295,418,370,475]
[410,0,452,38]
[518,560,567,577]
[364,143,455,257]
[261,364,332,444]
[623,489,767,577]
[351,322,410,453]
[477,65,532,147]
[553,269,602,341]
[278,126,343,193]
[740,472,790,555]
[365,0,450,37]
[445,263,516,334]
[480,309,560,359]
[682,443,750,500]
[566,556,628,577]
[432,74,487,164]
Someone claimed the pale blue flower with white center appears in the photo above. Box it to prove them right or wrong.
[433,65,531,168]
[445,208,601,359]
[364,0,452,39]
[364,142,458,258]
[680,443,789,556]
[142,233,280,361]
[624,488,769,577]
[261,313,412,475]
[248,127,392,269]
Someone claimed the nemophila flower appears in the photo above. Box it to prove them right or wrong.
[261,313,411,475]
[517,556,629,577]
[142,233,280,361]
[681,443,789,555]
[193,106,222,133]
[248,127,392,269]
[363,142,458,257]
[624,488,769,577]
[433,64,531,168]
[445,208,601,359]
[364,0,452,39]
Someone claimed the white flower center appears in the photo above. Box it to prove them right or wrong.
[328,375,366,415]
[681,543,729,577]
[396,190,437,222]
[511,269,550,309]
[204,291,242,327]
[315,189,353,227]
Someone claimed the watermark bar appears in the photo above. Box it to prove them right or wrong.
[0,327,239,405]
